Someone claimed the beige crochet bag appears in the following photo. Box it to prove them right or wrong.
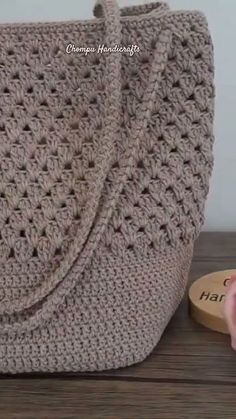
[0,0,214,373]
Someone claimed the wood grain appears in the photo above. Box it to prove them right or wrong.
[0,380,236,419]
[1,232,236,419]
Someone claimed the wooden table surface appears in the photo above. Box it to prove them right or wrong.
[1,232,236,419]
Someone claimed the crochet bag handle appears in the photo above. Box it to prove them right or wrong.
[0,0,172,333]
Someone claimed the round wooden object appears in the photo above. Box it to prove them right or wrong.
[189,269,236,334]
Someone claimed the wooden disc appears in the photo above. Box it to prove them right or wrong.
[189,269,236,334]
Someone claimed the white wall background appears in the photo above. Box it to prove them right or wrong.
[0,0,234,231]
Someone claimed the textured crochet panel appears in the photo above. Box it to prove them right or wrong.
[0,241,194,373]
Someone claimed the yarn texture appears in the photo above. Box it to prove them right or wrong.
[0,0,215,373]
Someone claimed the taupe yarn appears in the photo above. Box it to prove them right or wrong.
[0,0,214,373]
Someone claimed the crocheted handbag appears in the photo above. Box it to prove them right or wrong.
[0,0,214,373]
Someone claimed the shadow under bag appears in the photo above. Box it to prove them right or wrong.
[0,0,215,373]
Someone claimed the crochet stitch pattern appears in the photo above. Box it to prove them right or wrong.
[0,0,214,373]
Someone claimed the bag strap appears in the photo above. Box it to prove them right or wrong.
[0,0,172,333]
